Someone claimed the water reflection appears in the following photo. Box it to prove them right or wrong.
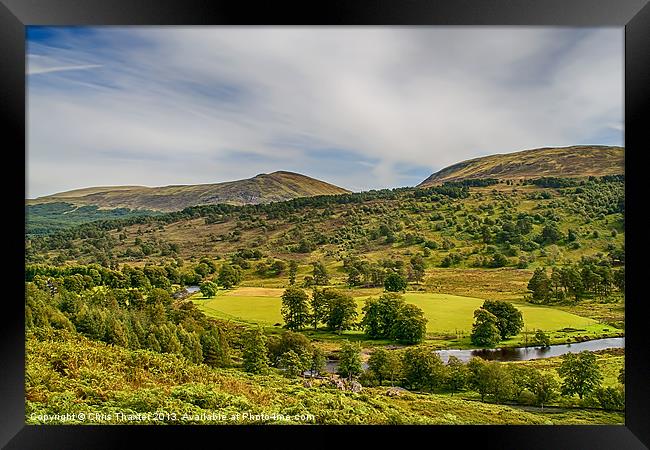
[436,337,624,363]
[323,337,625,373]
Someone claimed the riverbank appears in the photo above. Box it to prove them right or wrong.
[422,325,624,352]
[323,337,625,373]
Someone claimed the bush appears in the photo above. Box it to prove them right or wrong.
[489,253,509,268]
[384,273,407,292]
[267,331,313,367]
[359,370,380,387]
[593,386,625,411]
[533,329,551,347]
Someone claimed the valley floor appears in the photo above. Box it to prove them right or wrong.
[190,286,624,350]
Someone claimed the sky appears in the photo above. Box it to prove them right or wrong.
[26,27,623,198]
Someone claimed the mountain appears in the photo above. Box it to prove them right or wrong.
[418,145,624,187]
[29,171,350,212]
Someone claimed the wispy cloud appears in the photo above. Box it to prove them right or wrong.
[29,64,103,75]
[26,27,623,198]
[27,53,103,75]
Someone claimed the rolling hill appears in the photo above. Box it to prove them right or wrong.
[418,145,624,187]
[28,171,350,212]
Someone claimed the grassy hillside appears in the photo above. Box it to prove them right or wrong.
[29,176,624,280]
[419,146,624,186]
[28,171,350,212]
[26,330,623,425]
[27,175,625,335]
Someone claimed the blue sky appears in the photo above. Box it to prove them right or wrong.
[27,27,623,198]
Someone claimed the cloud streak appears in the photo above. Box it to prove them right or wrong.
[27,52,103,75]
[27,27,623,198]
[28,64,103,75]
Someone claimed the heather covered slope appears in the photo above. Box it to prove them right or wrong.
[419,146,624,187]
[29,171,350,212]
[25,330,623,425]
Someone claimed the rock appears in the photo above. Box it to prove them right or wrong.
[329,378,347,390]
[302,380,313,388]
[386,387,407,397]
[348,381,363,393]
[328,378,363,392]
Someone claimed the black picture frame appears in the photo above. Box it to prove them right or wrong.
[3,0,649,448]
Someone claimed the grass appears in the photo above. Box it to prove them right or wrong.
[192,287,622,348]
[26,330,624,425]
[553,299,625,328]
[421,268,532,300]
[196,294,284,326]
[511,348,624,388]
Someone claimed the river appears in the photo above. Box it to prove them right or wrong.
[434,337,625,363]
[323,337,625,373]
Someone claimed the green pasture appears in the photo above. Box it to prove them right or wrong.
[192,288,614,340]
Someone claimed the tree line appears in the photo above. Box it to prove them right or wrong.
[527,254,624,304]
[359,345,622,410]
[26,259,245,292]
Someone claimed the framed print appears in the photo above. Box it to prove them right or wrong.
[2,0,649,448]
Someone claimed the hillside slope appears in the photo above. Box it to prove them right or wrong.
[29,171,350,212]
[25,331,623,425]
[418,146,624,187]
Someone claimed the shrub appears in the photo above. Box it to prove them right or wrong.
[594,386,625,411]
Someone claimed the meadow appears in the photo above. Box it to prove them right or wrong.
[192,287,619,348]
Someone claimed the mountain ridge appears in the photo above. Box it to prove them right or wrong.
[418,145,624,187]
[29,171,351,212]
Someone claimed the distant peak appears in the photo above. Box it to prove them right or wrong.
[255,170,313,179]
[269,170,303,176]
[30,170,350,211]
[418,145,624,187]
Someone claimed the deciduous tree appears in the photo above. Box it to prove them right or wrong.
[321,289,358,334]
[280,350,308,378]
[199,281,218,298]
[482,300,524,340]
[402,346,445,391]
[242,327,269,374]
[218,263,242,289]
[446,356,469,395]
[288,260,298,285]
[384,272,407,292]
[310,347,326,377]
[337,341,362,381]
[391,303,428,344]
[526,369,558,408]
[470,308,501,347]
[557,351,603,399]
[280,287,311,331]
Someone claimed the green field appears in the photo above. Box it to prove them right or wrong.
[194,293,285,326]
[192,288,616,346]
